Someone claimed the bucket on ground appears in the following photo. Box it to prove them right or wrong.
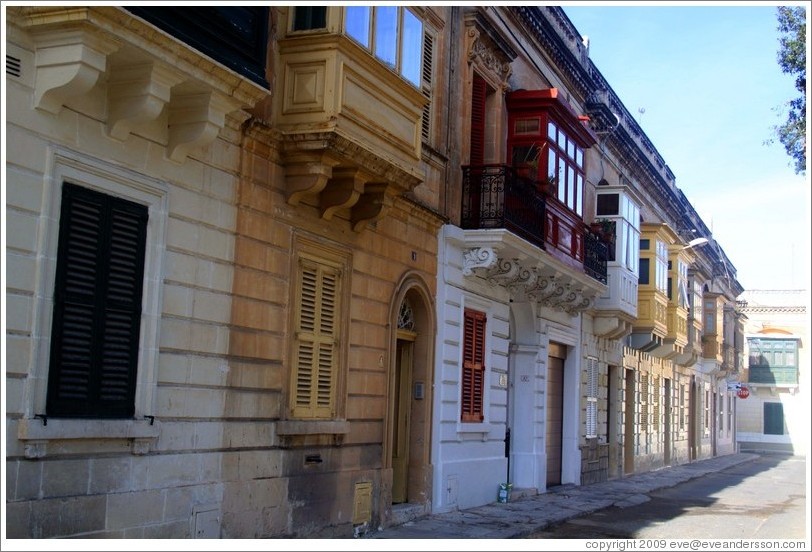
[497,482,513,503]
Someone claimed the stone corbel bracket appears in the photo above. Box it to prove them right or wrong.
[462,246,498,276]
[30,26,120,114]
[168,87,244,163]
[107,60,184,141]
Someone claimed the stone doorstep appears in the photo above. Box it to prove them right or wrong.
[389,503,426,527]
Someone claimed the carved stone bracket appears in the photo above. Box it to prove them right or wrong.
[462,247,598,314]
[107,60,184,141]
[30,26,120,114]
[462,247,498,276]
[352,183,396,232]
[167,88,244,163]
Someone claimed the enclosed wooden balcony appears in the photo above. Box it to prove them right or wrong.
[274,25,427,231]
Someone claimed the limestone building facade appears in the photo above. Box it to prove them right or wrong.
[5,6,746,538]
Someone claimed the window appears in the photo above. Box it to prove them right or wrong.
[344,6,423,87]
[748,338,799,385]
[639,258,650,285]
[420,30,435,144]
[640,372,649,433]
[46,183,148,419]
[596,194,619,216]
[47,183,149,419]
[293,6,327,31]
[545,121,585,215]
[461,308,486,422]
[652,376,660,434]
[586,357,598,438]
[764,402,784,435]
[290,244,349,419]
[655,240,668,293]
[704,386,711,435]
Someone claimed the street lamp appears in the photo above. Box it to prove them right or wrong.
[683,237,709,250]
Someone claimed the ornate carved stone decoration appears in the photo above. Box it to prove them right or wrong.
[467,29,512,84]
[463,247,498,276]
[462,247,598,314]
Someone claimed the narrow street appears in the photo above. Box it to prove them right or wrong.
[529,453,807,539]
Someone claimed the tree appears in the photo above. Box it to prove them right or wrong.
[772,6,806,174]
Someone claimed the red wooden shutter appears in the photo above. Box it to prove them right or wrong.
[470,75,487,166]
[462,309,486,422]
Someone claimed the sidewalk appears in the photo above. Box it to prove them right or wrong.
[369,453,759,539]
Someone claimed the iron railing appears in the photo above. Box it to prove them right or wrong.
[461,164,608,284]
[461,164,546,246]
[583,230,608,284]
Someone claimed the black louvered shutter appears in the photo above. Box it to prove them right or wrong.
[46,183,148,418]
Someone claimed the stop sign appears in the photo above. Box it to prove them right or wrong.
[737,387,750,399]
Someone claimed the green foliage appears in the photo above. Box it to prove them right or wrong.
[773,6,806,174]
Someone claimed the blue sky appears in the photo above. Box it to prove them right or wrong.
[563,3,810,292]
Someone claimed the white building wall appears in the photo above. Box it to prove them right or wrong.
[433,225,589,511]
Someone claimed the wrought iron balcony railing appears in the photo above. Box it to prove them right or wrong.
[461,164,546,245]
[461,164,607,284]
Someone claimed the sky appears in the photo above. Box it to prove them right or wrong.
[562,2,810,293]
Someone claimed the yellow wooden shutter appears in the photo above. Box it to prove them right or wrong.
[293,258,340,418]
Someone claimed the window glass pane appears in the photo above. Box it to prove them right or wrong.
[548,121,557,140]
[401,9,422,86]
[346,6,370,47]
[567,139,575,160]
[640,238,650,250]
[576,174,583,216]
[374,6,398,69]
[597,193,619,216]
[294,6,327,31]
[557,162,565,198]
[639,258,650,285]
[576,147,583,168]
[567,166,575,209]
[547,149,556,180]
[557,130,566,151]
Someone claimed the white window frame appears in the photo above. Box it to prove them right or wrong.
[20,147,167,456]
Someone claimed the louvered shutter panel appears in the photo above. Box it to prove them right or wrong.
[47,183,147,418]
[586,358,598,438]
[293,259,339,418]
[462,309,485,422]
[470,75,487,166]
[420,31,434,144]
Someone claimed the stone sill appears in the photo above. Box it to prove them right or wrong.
[276,420,350,436]
[17,417,160,458]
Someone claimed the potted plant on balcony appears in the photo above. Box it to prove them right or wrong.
[590,218,615,243]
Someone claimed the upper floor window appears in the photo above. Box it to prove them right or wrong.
[127,7,269,87]
[748,338,799,385]
[545,121,585,215]
[655,240,668,293]
[293,6,327,31]
[344,6,423,87]
[506,89,598,219]
[47,183,148,418]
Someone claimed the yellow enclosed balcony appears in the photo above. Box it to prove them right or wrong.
[274,7,428,231]
[630,223,693,359]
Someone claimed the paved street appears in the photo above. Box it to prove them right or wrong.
[368,453,808,542]
[529,452,807,539]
